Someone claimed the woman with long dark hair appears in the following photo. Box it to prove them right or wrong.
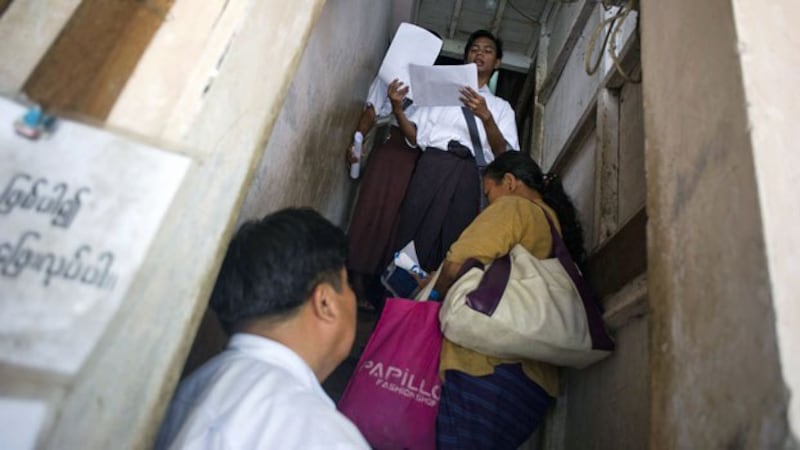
[429,150,586,449]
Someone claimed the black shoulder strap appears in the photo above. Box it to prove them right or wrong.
[461,107,487,167]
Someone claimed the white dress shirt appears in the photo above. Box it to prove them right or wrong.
[408,85,519,163]
[155,334,369,450]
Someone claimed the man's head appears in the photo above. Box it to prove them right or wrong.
[463,29,503,78]
[210,208,356,379]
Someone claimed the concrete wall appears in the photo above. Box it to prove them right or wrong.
[641,0,792,447]
[238,0,392,226]
[181,0,393,387]
[731,0,800,439]
[562,304,649,450]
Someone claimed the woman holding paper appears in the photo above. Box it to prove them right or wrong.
[390,29,520,275]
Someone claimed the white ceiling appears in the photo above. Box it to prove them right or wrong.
[409,0,551,72]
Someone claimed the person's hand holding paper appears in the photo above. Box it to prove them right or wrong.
[459,85,492,122]
[408,64,479,107]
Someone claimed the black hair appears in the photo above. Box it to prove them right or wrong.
[463,29,504,61]
[484,152,587,269]
[210,207,347,334]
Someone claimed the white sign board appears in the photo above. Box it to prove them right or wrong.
[0,97,190,375]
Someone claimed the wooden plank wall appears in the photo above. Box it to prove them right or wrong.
[0,0,12,17]
[23,0,175,119]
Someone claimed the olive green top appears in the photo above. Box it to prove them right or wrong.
[440,195,561,396]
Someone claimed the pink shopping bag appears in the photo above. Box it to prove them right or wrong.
[338,298,443,450]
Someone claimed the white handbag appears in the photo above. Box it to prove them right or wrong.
[438,215,614,369]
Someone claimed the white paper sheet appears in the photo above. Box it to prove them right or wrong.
[377,23,443,99]
[408,63,479,107]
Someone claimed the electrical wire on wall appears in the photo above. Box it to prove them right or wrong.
[585,0,640,83]
[508,0,641,82]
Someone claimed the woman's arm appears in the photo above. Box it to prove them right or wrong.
[431,259,463,298]
[430,197,527,299]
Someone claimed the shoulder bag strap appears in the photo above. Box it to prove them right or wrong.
[540,209,614,350]
[460,107,487,167]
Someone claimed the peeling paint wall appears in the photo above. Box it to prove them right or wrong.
[238,0,392,226]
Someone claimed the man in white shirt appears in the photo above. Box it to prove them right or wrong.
[390,30,520,273]
[155,208,369,449]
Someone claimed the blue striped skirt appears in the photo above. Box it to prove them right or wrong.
[436,363,552,449]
